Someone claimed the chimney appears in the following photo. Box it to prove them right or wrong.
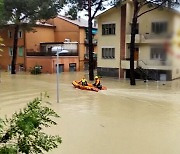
[78,16,81,22]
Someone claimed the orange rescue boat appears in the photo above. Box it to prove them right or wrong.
[72,81,107,92]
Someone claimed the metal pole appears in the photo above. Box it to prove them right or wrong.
[56,48,60,103]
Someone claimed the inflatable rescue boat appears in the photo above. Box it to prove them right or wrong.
[72,81,107,92]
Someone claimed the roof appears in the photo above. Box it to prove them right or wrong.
[36,21,55,27]
[57,15,98,29]
[4,21,55,28]
[95,6,116,18]
[96,1,180,18]
[57,15,88,27]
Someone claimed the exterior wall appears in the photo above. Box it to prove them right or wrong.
[125,3,174,35]
[52,56,79,72]
[172,14,180,79]
[0,27,25,71]
[50,17,80,42]
[138,45,172,66]
[138,7,174,35]
[79,28,86,70]
[97,7,121,69]
[26,56,79,73]
[26,56,53,73]
[48,17,87,71]
[25,26,55,52]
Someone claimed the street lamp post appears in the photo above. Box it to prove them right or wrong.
[56,47,60,103]
[52,45,69,103]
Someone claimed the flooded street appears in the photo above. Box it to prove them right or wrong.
[1,72,180,154]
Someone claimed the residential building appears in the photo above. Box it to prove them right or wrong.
[0,23,55,72]
[47,16,98,71]
[0,16,98,73]
[96,1,180,81]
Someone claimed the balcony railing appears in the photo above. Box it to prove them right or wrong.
[121,59,172,70]
[126,33,172,44]
[84,53,97,60]
[26,50,78,57]
[126,34,141,44]
[121,60,137,69]
[84,39,98,46]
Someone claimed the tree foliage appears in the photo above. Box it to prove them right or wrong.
[0,0,63,74]
[0,0,3,20]
[0,94,62,154]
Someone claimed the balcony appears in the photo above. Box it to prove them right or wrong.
[121,59,172,70]
[126,33,172,44]
[138,60,172,70]
[84,39,98,46]
[84,53,97,60]
[126,34,141,44]
[141,33,172,44]
[121,60,137,69]
[26,50,78,57]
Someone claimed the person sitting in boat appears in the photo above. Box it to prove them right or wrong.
[93,76,102,90]
[78,77,88,86]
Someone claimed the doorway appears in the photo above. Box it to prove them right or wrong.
[55,64,64,73]
[69,63,76,72]
[134,47,139,61]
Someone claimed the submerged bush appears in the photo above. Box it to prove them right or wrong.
[0,94,61,154]
[30,65,42,75]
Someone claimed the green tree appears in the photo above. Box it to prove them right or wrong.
[118,0,180,85]
[0,95,62,154]
[0,0,63,74]
[65,6,78,20]
[0,0,3,18]
[64,0,115,81]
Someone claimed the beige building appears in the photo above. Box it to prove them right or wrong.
[96,1,180,81]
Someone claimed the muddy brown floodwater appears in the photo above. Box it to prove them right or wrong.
[1,72,180,154]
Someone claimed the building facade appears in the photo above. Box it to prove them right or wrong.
[96,1,180,81]
[0,16,98,73]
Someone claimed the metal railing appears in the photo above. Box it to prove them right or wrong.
[26,51,78,56]
[84,39,98,45]
[136,60,159,81]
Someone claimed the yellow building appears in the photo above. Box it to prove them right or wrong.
[96,1,180,81]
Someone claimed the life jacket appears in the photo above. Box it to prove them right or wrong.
[81,78,87,86]
[81,79,87,83]
[95,79,100,86]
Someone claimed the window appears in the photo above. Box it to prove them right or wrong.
[9,47,13,56]
[18,47,24,57]
[102,24,115,35]
[69,63,76,72]
[150,47,166,60]
[152,22,168,34]
[102,48,115,59]
[18,30,23,38]
[8,30,12,38]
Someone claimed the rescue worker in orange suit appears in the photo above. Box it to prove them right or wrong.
[93,76,102,89]
[78,77,88,86]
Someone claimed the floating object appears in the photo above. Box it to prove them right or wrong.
[72,81,107,92]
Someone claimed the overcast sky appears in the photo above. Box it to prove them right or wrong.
[60,3,180,21]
